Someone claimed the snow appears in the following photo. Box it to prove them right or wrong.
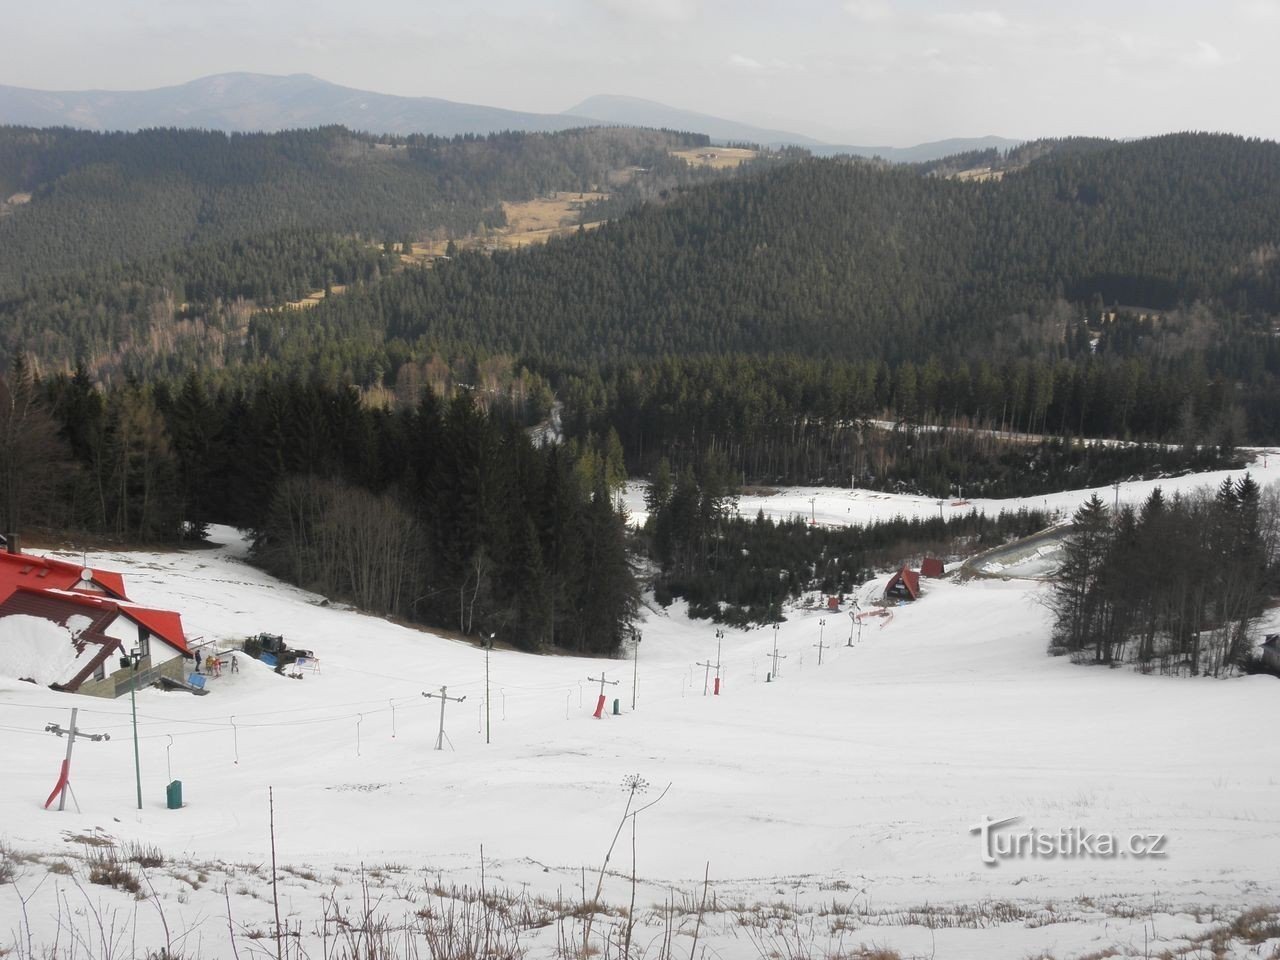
[2,457,1280,957]
[623,446,1280,529]
[0,614,93,686]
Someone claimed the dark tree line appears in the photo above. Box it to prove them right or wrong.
[276,133,1280,368]
[1050,478,1279,675]
[0,124,709,290]
[0,123,729,382]
[555,354,1245,491]
[641,451,1052,625]
[0,368,636,654]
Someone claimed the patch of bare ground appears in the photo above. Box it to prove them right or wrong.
[672,146,758,168]
[949,167,1005,182]
[401,191,609,265]
[282,283,348,310]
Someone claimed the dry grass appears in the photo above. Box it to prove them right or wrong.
[403,191,609,262]
[122,841,166,868]
[949,167,1005,182]
[282,283,348,310]
[672,146,758,169]
[87,848,142,895]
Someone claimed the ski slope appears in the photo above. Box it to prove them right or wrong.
[623,446,1280,528]
[1,462,1279,958]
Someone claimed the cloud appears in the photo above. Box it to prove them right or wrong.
[729,53,763,70]
[590,0,696,23]
[931,9,1010,36]
[1238,0,1280,20]
[844,0,892,22]
[294,36,332,54]
[1187,40,1226,66]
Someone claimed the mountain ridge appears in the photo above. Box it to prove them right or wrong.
[0,73,1020,162]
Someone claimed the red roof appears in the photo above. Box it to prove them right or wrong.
[122,605,189,654]
[0,552,129,605]
[921,557,945,578]
[0,551,186,654]
[884,566,921,601]
[28,587,189,654]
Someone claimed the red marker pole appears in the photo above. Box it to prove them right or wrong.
[587,672,618,718]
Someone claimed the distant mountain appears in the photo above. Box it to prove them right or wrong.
[813,136,1024,163]
[565,95,1020,161]
[0,73,1021,163]
[0,73,589,137]
[564,94,827,148]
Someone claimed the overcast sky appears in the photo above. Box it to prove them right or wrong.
[2,0,1275,145]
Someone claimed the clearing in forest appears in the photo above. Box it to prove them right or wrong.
[671,146,758,168]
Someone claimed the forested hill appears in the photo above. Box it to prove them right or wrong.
[284,133,1280,368]
[0,124,712,289]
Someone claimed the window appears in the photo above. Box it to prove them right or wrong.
[137,632,150,659]
[93,660,106,681]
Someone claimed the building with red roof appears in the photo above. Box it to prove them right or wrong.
[0,550,191,697]
[884,566,921,602]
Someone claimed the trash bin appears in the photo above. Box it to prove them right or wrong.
[166,780,182,810]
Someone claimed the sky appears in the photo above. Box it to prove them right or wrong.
[1,0,1276,146]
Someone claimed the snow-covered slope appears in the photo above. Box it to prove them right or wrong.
[2,459,1279,957]
[623,447,1280,528]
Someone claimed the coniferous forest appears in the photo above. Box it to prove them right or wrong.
[0,363,635,653]
[1050,478,1280,675]
[3,125,1280,649]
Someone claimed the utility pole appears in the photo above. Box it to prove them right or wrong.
[44,708,109,811]
[814,623,828,666]
[422,685,466,751]
[770,620,788,680]
[630,626,642,710]
[587,672,619,718]
[120,647,144,810]
[484,633,494,745]
[808,497,817,525]
[695,658,714,696]
[713,628,724,694]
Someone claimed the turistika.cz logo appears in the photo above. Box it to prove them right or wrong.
[970,816,1168,866]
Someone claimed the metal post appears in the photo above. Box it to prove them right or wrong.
[714,628,725,694]
[814,619,828,666]
[60,708,79,811]
[128,649,142,810]
[423,685,466,751]
[438,692,446,746]
[44,709,109,811]
[630,627,642,710]
[771,620,787,679]
[485,634,494,745]
[587,673,618,718]
[695,659,713,696]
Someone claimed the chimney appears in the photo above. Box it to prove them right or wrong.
[5,534,17,555]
